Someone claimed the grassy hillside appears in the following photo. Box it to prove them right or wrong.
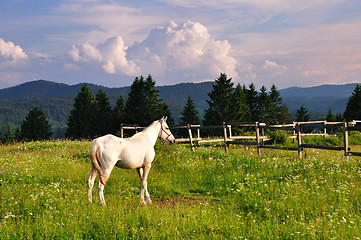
[1,140,360,239]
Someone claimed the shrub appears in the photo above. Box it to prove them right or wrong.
[267,130,290,145]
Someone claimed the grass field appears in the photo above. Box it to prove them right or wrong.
[1,140,361,239]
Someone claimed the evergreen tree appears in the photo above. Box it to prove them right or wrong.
[203,73,234,125]
[94,89,113,136]
[124,76,147,125]
[326,109,335,122]
[112,94,125,133]
[246,83,259,122]
[159,102,174,126]
[296,105,310,122]
[231,84,249,122]
[268,84,283,124]
[257,86,269,123]
[4,124,12,143]
[21,106,52,141]
[344,84,361,121]
[335,113,344,122]
[181,96,201,125]
[279,105,293,123]
[14,125,22,142]
[65,84,95,139]
[124,75,172,126]
[144,75,163,121]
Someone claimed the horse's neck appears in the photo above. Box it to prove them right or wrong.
[142,121,160,146]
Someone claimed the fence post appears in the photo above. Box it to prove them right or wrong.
[296,123,302,159]
[255,122,261,156]
[187,124,195,152]
[120,124,124,138]
[343,122,349,159]
[228,125,233,139]
[223,122,229,153]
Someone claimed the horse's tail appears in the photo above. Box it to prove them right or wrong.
[90,140,107,186]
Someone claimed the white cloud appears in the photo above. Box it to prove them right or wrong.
[0,38,28,66]
[69,36,140,76]
[69,21,239,83]
[263,60,288,75]
[130,21,238,81]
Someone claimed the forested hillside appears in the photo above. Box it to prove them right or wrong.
[0,79,356,138]
[0,80,214,136]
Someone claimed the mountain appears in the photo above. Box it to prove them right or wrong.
[0,80,358,137]
[0,80,214,136]
[279,83,357,114]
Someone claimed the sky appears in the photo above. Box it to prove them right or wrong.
[1,0,361,90]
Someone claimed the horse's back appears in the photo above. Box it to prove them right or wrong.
[92,134,154,169]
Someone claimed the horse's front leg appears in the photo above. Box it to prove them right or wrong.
[140,165,152,205]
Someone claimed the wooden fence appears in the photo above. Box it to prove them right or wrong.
[119,121,361,158]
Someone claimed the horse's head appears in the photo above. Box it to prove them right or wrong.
[159,117,176,144]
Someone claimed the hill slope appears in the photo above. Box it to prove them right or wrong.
[0,80,214,130]
[279,83,356,114]
[0,80,357,134]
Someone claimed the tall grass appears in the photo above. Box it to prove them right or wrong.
[0,140,361,239]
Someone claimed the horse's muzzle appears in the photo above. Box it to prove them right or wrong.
[168,138,176,145]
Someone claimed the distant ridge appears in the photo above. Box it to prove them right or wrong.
[0,80,214,106]
[0,80,359,130]
[279,83,357,98]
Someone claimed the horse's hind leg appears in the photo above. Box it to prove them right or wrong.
[137,168,143,180]
[97,166,114,206]
[87,164,97,202]
[98,180,106,206]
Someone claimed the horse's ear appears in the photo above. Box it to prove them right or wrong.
[164,116,168,122]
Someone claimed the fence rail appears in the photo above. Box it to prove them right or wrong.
[119,121,361,158]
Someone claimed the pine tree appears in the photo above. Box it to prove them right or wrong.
[112,94,125,133]
[144,75,163,121]
[181,96,201,125]
[159,102,174,126]
[268,84,283,124]
[326,109,335,122]
[279,105,293,123]
[21,106,52,141]
[94,89,112,136]
[335,113,344,122]
[124,76,147,125]
[65,84,95,139]
[344,84,361,121]
[203,73,234,125]
[14,125,22,142]
[231,84,249,122]
[257,86,269,123]
[4,124,13,143]
[296,105,310,122]
[124,75,172,126]
[246,83,259,122]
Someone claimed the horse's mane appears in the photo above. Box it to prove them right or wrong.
[141,120,159,133]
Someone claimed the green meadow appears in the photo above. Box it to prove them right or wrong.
[1,140,361,239]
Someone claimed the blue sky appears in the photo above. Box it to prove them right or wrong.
[1,0,361,90]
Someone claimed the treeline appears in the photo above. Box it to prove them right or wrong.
[0,106,52,143]
[2,73,361,142]
[0,97,73,127]
[201,73,290,126]
[65,75,173,139]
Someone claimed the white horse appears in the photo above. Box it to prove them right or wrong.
[87,117,175,205]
